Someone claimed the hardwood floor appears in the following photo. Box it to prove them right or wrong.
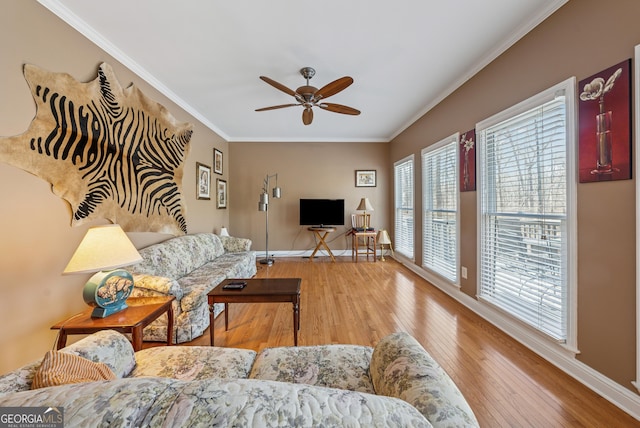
[162,257,639,427]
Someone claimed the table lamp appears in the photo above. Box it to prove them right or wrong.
[356,197,374,230]
[63,224,143,318]
[377,229,394,261]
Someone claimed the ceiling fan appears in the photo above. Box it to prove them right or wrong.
[256,67,360,125]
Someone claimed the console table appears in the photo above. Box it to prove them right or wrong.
[308,227,336,262]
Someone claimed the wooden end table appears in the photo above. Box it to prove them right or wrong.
[51,296,175,351]
[208,278,301,346]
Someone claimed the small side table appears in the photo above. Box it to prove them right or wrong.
[308,227,336,262]
[51,296,175,351]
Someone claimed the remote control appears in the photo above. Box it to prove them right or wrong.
[223,281,246,290]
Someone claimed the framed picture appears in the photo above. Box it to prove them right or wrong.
[459,129,476,192]
[216,178,227,209]
[578,59,632,182]
[196,162,211,200]
[214,149,223,175]
[355,170,376,187]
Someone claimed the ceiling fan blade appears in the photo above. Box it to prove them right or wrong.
[302,108,313,125]
[314,76,354,100]
[319,103,361,116]
[259,76,297,97]
[255,103,299,112]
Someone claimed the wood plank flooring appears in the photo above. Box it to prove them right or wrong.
[151,257,640,427]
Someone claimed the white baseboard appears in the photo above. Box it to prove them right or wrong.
[256,249,354,259]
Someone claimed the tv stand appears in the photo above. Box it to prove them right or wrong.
[307,227,336,262]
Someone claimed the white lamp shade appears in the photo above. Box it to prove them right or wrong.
[220,227,230,237]
[377,229,392,245]
[63,224,142,274]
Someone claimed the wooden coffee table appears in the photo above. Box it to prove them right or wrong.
[51,296,175,351]
[208,278,301,346]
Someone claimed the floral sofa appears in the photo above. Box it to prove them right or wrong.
[0,330,479,427]
[124,233,256,344]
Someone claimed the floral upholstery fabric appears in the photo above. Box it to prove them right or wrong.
[131,274,183,299]
[219,235,252,252]
[0,361,41,398]
[249,344,375,394]
[124,233,256,343]
[0,378,432,427]
[0,330,135,397]
[0,331,478,426]
[132,346,256,381]
[176,264,229,312]
[127,233,224,279]
[58,329,136,379]
[211,252,257,278]
[136,300,218,344]
[370,332,479,428]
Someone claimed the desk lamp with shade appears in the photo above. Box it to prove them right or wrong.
[63,224,143,318]
[356,197,374,230]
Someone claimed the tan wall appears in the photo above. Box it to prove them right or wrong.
[228,142,389,256]
[390,0,639,390]
[0,1,227,372]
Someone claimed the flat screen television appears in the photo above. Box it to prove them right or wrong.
[299,199,345,227]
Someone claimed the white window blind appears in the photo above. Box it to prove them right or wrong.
[394,156,414,259]
[478,84,572,342]
[422,136,458,282]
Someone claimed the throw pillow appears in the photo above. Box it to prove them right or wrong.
[31,350,116,389]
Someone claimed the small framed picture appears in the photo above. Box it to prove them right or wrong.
[355,170,376,187]
[196,162,211,200]
[216,178,227,209]
[214,149,223,175]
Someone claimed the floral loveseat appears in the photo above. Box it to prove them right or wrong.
[0,330,479,427]
[124,233,256,344]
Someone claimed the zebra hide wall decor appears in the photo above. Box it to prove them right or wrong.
[0,63,193,235]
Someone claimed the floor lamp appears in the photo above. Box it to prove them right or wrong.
[258,173,281,265]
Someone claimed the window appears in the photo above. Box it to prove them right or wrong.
[394,155,414,259]
[477,78,576,345]
[422,135,458,282]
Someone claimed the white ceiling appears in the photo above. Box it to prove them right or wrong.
[38,0,566,143]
